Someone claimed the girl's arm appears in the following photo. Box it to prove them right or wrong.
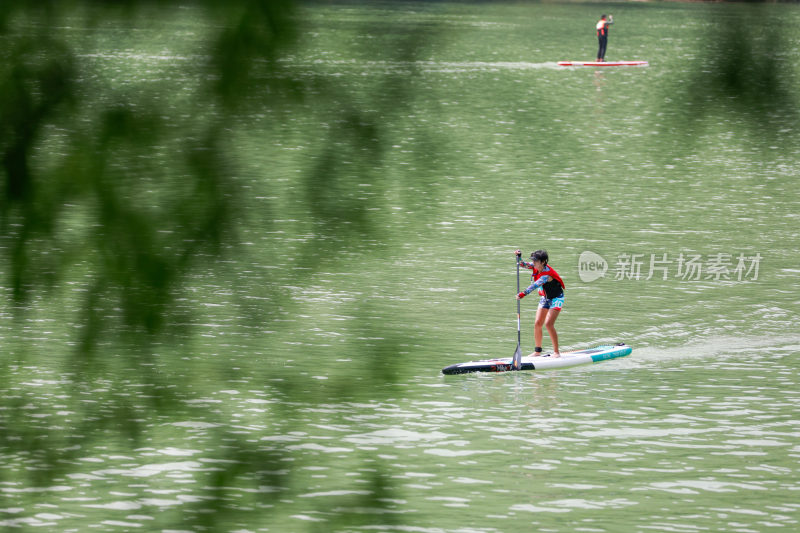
[521,275,552,296]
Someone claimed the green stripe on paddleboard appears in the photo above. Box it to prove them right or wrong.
[590,346,632,363]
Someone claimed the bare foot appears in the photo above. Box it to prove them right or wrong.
[552,352,561,358]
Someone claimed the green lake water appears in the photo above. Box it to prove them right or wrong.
[2,2,799,532]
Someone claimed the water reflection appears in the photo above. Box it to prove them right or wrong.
[1,337,798,530]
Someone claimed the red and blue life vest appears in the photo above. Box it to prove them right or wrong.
[529,265,566,299]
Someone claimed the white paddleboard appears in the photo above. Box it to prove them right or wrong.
[441,344,632,375]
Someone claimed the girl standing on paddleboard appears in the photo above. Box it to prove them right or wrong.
[515,250,565,358]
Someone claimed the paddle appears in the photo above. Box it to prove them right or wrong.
[512,250,523,370]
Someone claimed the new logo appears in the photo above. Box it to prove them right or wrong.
[578,251,608,283]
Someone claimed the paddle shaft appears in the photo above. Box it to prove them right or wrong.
[516,254,521,346]
[511,252,523,370]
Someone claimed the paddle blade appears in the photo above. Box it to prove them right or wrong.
[512,343,522,370]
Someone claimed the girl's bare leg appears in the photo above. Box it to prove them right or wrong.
[544,308,561,356]
[534,307,548,355]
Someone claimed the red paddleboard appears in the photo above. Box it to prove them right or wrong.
[558,60,648,67]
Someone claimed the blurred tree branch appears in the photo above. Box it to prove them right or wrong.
[676,2,798,148]
[1,1,437,530]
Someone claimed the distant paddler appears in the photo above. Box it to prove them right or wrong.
[596,14,613,62]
